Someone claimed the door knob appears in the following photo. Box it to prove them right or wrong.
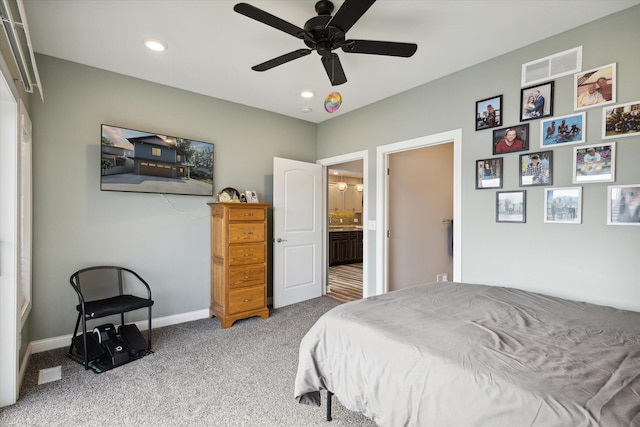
[275,237,287,243]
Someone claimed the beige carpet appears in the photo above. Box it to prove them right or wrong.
[327,263,363,303]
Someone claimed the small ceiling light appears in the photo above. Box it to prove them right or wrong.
[144,38,167,52]
[301,90,314,98]
[301,107,312,113]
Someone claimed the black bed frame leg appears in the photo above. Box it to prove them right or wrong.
[326,390,333,421]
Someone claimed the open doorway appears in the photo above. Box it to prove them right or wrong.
[327,160,364,302]
[317,150,369,302]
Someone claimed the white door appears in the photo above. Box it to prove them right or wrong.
[273,157,323,308]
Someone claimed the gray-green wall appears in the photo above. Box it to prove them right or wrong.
[29,55,316,340]
[317,6,640,311]
[27,6,639,342]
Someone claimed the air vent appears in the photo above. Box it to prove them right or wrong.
[522,46,582,86]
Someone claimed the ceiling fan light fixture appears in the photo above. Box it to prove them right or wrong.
[143,38,167,52]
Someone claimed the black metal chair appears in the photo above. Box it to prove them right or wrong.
[68,266,154,369]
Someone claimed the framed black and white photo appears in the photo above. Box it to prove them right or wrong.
[540,112,585,148]
[607,185,640,226]
[476,95,502,131]
[574,63,616,110]
[519,151,553,187]
[496,191,526,223]
[602,100,640,139]
[520,81,553,121]
[475,157,503,189]
[544,187,582,224]
[492,124,529,155]
[572,143,615,183]
[245,190,259,203]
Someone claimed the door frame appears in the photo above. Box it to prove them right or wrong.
[376,129,462,295]
[317,150,369,297]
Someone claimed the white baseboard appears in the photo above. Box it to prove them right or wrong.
[29,309,210,354]
[19,342,32,388]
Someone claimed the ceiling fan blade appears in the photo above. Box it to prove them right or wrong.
[328,0,376,33]
[251,49,312,72]
[234,3,307,39]
[342,39,418,57]
[321,53,347,86]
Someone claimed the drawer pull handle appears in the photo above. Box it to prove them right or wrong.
[243,231,254,235]
[243,254,253,257]
[243,298,253,302]
[243,213,254,216]
[243,275,252,279]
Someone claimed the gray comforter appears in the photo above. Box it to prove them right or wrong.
[294,282,640,426]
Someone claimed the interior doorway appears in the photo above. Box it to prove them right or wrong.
[327,159,364,302]
[317,150,368,302]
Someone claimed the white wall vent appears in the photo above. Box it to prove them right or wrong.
[521,46,582,87]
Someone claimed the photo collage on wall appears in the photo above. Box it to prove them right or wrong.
[475,60,639,226]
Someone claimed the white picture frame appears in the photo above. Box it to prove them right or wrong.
[602,100,640,139]
[607,185,640,226]
[574,63,616,111]
[572,142,615,184]
[540,112,585,148]
[245,190,259,203]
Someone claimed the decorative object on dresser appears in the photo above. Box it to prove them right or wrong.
[208,202,270,328]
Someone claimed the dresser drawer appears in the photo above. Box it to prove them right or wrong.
[229,286,265,314]
[229,244,265,265]
[229,207,265,222]
[229,265,265,289]
[229,223,264,243]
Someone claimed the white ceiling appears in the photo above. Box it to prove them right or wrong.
[22,0,640,124]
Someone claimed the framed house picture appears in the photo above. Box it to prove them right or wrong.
[540,112,585,147]
[602,100,640,139]
[519,151,553,187]
[608,184,640,225]
[520,81,553,121]
[544,187,582,224]
[574,63,616,110]
[572,143,615,183]
[496,191,526,223]
[475,157,503,189]
[492,124,529,155]
[476,95,502,131]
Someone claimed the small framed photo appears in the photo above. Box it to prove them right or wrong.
[519,151,553,187]
[520,81,554,121]
[476,95,502,131]
[540,112,585,148]
[544,187,582,224]
[245,190,259,203]
[572,143,615,184]
[475,157,503,189]
[574,63,616,110]
[492,124,529,155]
[497,191,526,223]
[608,185,640,225]
[602,100,640,139]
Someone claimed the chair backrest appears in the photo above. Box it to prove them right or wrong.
[69,266,149,303]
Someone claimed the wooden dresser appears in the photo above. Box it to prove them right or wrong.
[208,202,270,328]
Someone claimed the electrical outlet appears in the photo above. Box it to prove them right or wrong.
[436,273,448,282]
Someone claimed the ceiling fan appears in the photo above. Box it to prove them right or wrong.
[234,0,418,86]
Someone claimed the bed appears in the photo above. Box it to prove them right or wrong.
[294,282,640,426]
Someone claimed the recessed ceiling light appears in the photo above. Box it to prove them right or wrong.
[301,107,312,113]
[144,38,167,52]
[301,90,314,99]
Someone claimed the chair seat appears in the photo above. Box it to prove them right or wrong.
[78,294,154,319]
